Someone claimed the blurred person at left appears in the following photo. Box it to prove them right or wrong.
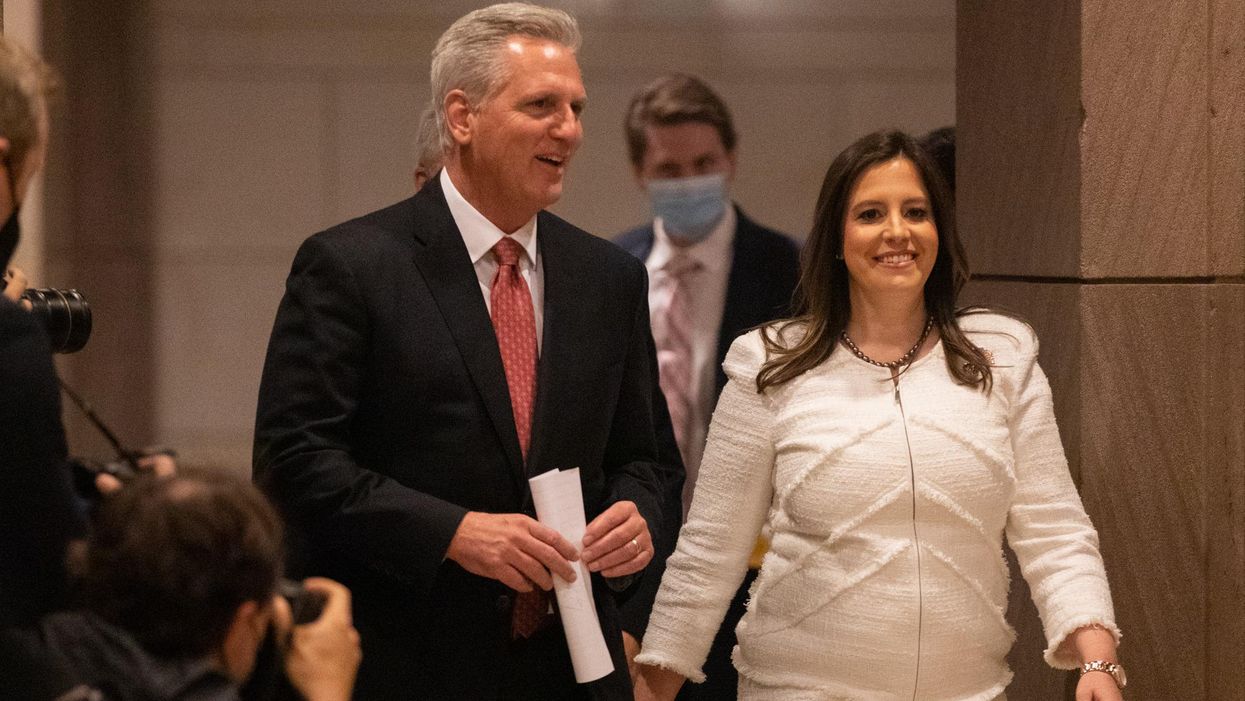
[0,35,178,632]
[0,34,83,632]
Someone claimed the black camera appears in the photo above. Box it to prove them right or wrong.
[277,579,327,625]
[20,287,91,353]
[238,580,329,701]
[67,456,137,499]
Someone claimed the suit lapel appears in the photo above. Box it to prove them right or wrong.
[628,225,656,261]
[408,179,526,488]
[717,208,764,394]
[525,214,578,482]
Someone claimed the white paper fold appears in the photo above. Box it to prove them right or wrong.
[528,467,615,683]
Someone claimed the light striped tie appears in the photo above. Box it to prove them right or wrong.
[653,254,702,487]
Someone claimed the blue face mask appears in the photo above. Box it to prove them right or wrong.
[648,173,728,245]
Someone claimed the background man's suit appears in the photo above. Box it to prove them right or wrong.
[615,206,799,698]
[254,176,672,700]
[616,208,799,400]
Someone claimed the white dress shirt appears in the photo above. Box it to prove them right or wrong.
[646,206,735,502]
[441,169,544,351]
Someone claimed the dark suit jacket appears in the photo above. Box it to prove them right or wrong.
[0,299,82,631]
[612,206,801,639]
[254,177,672,700]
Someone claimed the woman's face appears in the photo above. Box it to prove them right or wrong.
[841,156,938,302]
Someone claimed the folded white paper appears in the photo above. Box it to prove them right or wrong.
[528,467,614,683]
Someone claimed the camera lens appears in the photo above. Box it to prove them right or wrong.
[19,288,92,354]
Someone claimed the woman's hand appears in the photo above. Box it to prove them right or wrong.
[1063,625,1122,700]
[633,663,685,701]
[621,631,642,686]
[1076,669,1124,701]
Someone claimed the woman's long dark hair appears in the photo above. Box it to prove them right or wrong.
[757,129,993,392]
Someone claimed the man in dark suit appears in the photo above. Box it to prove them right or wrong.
[254,5,672,700]
[614,74,800,700]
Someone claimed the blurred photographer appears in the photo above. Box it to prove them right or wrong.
[7,470,361,701]
[0,32,168,636]
[0,34,84,632]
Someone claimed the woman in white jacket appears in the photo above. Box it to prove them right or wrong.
[634,130,1124,701]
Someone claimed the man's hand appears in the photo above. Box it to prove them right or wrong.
[278,577,362,701]
[446,512,579,592]
[581,500,651,577]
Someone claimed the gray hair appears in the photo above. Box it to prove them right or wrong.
[430,3,581,151]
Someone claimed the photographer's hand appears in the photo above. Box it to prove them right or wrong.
[95,449,177,495]
[279,577,361,701]
[3,266,27,304]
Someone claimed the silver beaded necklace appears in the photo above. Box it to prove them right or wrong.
[840,316,934,369]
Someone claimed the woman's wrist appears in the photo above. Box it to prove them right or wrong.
[637,662,687,698]
[1070,623,1118,664]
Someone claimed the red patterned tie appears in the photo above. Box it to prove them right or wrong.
[489,236,549,637]
[490,236,537,459]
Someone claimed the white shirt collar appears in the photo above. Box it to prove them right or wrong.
[649,204,736,275]
[441,169,538,265]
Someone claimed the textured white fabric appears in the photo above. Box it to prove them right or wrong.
[637,313,1119,700]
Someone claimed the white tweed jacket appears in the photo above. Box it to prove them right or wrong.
[637,313,1119,701]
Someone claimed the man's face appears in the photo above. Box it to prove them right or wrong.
[458,37,585,228]
[635,121,736,184]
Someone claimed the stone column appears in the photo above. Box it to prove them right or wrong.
[958,1,1245,699]
[41,0,158,460]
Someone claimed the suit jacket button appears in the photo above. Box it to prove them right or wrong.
[495,594,512,614]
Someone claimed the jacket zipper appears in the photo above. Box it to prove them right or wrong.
[894,378,923,700]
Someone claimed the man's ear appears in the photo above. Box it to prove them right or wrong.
[443,90,474,147]
[219,599,268,683]
[0,137,10,159]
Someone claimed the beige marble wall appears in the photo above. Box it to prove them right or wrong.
[42,0,954,471]
[960,1,1245,698]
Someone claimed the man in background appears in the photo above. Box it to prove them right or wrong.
[614,73,801,699]
[919,126,955,197]
[412,104,442,191]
